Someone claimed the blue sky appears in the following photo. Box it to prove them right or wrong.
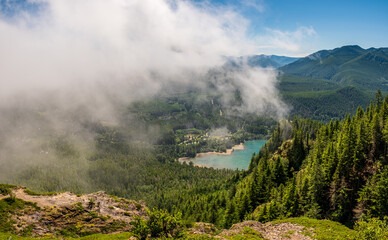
[1,0,387,57]
[190,0,388,56]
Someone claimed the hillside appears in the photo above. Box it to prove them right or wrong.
[280,46,366,80]
[1,93,388,239]
[280,45,388,91]
[1,46,388,239]
[0,185,148,237]
[280,86,372,120]
[2,185,387,239]
[162,92,388,234]
[277,45,388,119]
[0,184,373,239]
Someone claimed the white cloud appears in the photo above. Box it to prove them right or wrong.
[0,0,287,119]
[242,0,265,13]
[0,0,251,95]
[255,26,317,56]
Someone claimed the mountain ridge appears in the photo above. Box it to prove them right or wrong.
[280,45,388,90]
[226,54,300,69]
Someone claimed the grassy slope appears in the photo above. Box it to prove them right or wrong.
[272,218,356,240]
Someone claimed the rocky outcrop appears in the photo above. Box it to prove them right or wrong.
[2,188,147,237]
[188,221,314,240]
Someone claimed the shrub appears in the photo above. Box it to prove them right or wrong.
[131,209,185,239]
[352,218,388,240]
[131,216,149,240]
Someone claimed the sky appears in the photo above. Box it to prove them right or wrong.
[190,0,388,56]
[0,0,288,118]
[1,0,387,57]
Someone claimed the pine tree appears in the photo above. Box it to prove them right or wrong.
[272,156,286,185]
[283,179,298,217]
[289,130,305,171]
[371,113,383,161]
[224,201,239,228]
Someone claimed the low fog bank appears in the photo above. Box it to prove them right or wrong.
[0,0,288,191]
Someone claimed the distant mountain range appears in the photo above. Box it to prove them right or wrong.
[226,54,300,69]
[225,45,388,120]
[277,45,388,120]
[280,45,388,91]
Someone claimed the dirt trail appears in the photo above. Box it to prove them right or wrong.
[13,189,80,207]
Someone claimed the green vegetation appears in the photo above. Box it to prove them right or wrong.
[273,217,356,239]
[278,46,388,120]
[1,217,386,239]
[131,209,185,239]
[2,45,388,238]
[0,197,39,233]
[0,184,17,195]
[0,232,134,239]
[352,218,388,240]
[237,92,388,225]
[160,91,388,232]
[0,89,274,226]
[23,189,60,196]
[280,46,388,91]
[223,227,265,240]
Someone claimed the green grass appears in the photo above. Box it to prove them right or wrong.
[23,189,62,196]
[70,232,133,240]
[0,184,18,195]
[224,227,265,240]
[0,232,134,240]
[0,217,361,240]
[272,217,357,240]
[0,197,39,233]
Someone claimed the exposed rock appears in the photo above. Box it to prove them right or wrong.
[189,222,219,235]
[193,220,314,240]
[3,188,147,237]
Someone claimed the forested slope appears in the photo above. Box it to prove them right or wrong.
[278,45,388,120]
[172,91,388,229]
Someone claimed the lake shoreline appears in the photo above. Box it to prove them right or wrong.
[178,140,267,170]
[178,143,245,164]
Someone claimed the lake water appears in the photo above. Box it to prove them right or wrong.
[192,140,267,170]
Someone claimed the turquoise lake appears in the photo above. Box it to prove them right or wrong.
[192,140,267,170]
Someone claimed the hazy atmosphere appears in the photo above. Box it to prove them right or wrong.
[0,0,287,189]
[0,1,387,238]
[0,0,286,114]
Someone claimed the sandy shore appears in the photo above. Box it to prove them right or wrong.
[178,143,245,164]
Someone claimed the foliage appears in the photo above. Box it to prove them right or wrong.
[131,208,185,239]
[23,189,60,196]
[1,90,275,223]
[280,46,388,91]
[0,184,17,196]
[0,197,38,233]
[351,218,388,240]
[273,217,356,240]
[175,91,388,229]
[224,227,265,240]
[278,46,388,120]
